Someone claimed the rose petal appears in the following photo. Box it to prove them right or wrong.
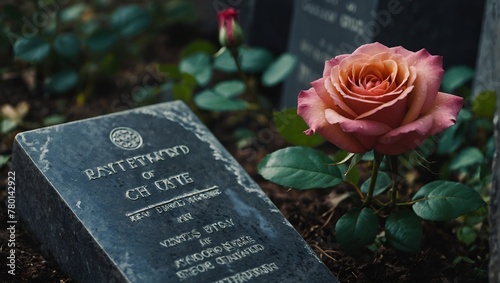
[298,88,366,153]
[352,42,391,56]
[356,85,413,125]
[376,115,434,155]
[425,92,463,135]
[405,48,444,112]
[298,88,330,133]
[315,123,368,153]
[323,55,349,77]
[311,77,335,107]
[400,49,444,126]
[325,109,392,136]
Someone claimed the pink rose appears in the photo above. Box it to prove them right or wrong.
[298,42,463,155]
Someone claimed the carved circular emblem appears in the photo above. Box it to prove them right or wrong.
[109,127,143,150]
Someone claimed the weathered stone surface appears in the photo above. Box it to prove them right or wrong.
[12,101,338,283]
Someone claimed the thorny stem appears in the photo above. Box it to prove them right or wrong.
[363,152,384,208]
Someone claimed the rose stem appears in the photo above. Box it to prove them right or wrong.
[388,155,399,207]
[228,48,258,105]
[363,152,384,207]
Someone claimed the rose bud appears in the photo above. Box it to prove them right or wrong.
[217,8,244,48]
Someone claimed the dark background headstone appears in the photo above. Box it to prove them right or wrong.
[473,0,500,281]
[281,0,486,108]
[12,101,338,283]
[238,0,294,55]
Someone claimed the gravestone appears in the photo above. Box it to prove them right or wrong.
[281,0,485,108]
[473,0,500,281]
[12,101,338,282]
[237,0,293,55]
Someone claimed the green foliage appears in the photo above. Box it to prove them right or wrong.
[213,47,274,73]
[449,147,484,171]
[14,36,50,62]
[213,80,246,97]
[441,65,474,93]
[456,226,477,245]
[86,30,118,53]
[360,171,391,197]
[43,115,66,126]
[194,89,247,111]
[180,40,217,58]
[472,90,496,118]
[110,5,151,38]
[46,70,79,94]
[7,1,183,97]
[258,146,343,190]
[54,33,81,59]
[385,209,422,252]
[164,0,197,25]
[272,108,325,147]
[335,208,378,253]
[262,54,297,87]
[179,53,212,87]
[412,181,486,221]
[259,63,492,255]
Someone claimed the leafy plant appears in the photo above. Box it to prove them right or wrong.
[258,65,492,254]
[6,0,196,97]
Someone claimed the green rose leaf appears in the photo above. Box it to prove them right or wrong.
[360,171,391,197]
[213,80,245,98]
[86,30,117,52]
[436,124,463,155]
[194,89,247,111]
[158,64,182,79]
[272,108,325,147]
[213,47,273,73]
[385,208,422,252]
[262,53,297,86]
[412,181,486,221]
[257,146,342,190]
[240,48,274,73]
[485,136,495,161]
[60,3,88,23]
[456,226,477,245]
[180,40,217,58]
[172,84,192,102]
[46,70,79,94]
[110,5,151,38]
[14,36,50,63]
[1,119,18,135]
[179,53,212,87]
[0,155,10,167]
[473,90,496,118]
[335,208,378,253]
[441,65,474,93]
[449,147,484,171]
[54,33,81,59]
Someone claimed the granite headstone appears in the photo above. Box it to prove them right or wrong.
[473,0,500,281]
[237,0,293,55]
[281,0,485,108]
[12,101,338,282]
